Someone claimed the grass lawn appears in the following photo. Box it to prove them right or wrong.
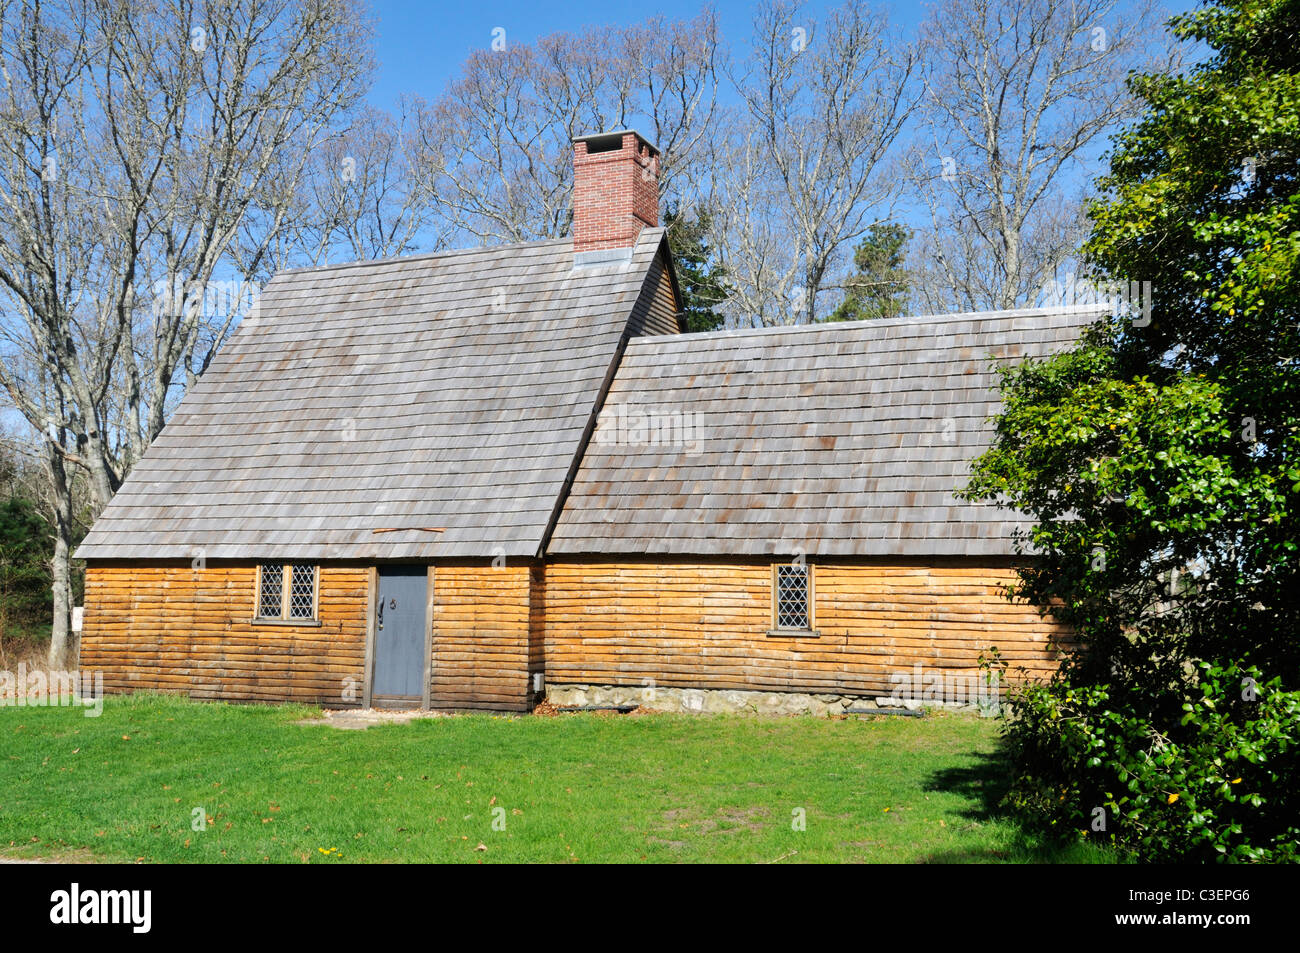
[0,694,1113,864]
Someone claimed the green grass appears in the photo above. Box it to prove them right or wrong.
[0,694,1114,863]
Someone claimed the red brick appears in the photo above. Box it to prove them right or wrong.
[573,131,659,253]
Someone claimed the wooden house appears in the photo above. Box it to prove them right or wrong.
[76,131,1099,714]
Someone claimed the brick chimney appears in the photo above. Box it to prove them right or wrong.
[571,130,659,259]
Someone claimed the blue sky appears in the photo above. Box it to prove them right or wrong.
[362,0,1202,112]
[359,0,1206,273]
[361,0,755,109]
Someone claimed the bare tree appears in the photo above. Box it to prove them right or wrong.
[708,0,914,326]
[0,0,98,666]
[115,0,373,448]
[909,0,1172,313]
[416,9,723,244]
[251,100,454,270]
[0,0,372,665]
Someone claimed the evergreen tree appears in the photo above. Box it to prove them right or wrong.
[664,204,731,332]
[827,223,911,321]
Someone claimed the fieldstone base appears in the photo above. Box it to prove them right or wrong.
[545,684,996,717]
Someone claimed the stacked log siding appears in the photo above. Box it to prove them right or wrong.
[80,564,367,705]
[78,559,1071,711]
[429,565,533,711]
[539,561,1069,697]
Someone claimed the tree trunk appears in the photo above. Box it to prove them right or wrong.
[47,534,72,670]
[44,444,76,670]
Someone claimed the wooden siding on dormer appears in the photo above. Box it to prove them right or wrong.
[628,254,682,337]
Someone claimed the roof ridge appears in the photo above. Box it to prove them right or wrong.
[639,303,1109,346]
[271,235,571,278]
[270,226,669,280]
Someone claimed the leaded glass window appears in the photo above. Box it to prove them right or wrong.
[774,564,811,630]
[258,563,284,618]
[256,562,317,621]
[289,564,316,619]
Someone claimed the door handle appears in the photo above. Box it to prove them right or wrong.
[377,599,384,630]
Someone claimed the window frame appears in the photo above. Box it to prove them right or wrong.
[768,562,818,637]
[253,562,321,625]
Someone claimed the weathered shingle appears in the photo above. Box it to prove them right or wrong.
[77,229,673,561]
[548,306,1102,557]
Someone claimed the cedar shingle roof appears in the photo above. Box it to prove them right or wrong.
[76,228,674,561]
[547,306,1103,557]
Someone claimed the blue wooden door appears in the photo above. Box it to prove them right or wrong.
[372,566,428,706]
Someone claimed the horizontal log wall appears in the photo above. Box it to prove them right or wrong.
[81,559,1066,711]
[80,564,367,706]
[540,562,1071,698]
[430,565,533,712]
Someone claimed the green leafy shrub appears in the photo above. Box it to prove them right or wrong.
[1003,662,1300,862]
[960,0,1300,862]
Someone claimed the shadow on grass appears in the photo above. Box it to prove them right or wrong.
[920,736,1118,865]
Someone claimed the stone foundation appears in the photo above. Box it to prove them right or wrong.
[544,683,997,717]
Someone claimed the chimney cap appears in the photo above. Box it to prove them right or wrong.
[573,129,659,159]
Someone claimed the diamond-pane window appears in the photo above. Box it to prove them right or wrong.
[289,564,316,619]
[258,563,284,618]
[256,562,317,621]
[775,564,811,630]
